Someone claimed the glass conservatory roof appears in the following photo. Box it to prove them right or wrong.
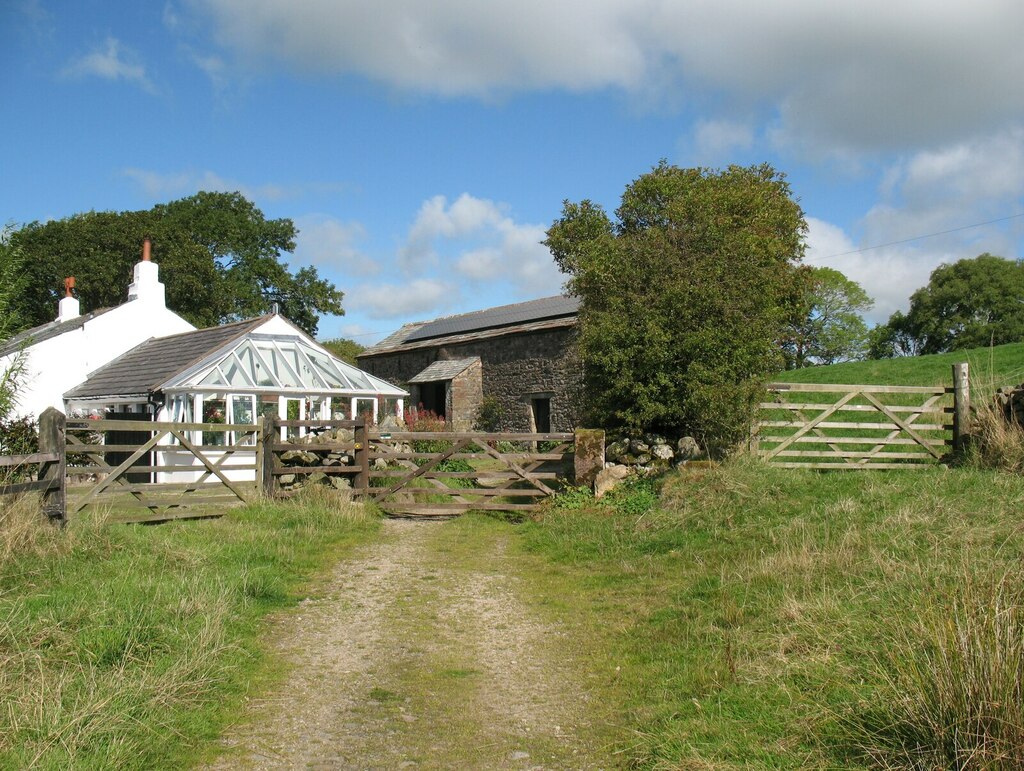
[165,333,406,396]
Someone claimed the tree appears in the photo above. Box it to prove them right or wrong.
[545,162,806,454]
[10,192,344,336]
[0,225,27,420]
[320,337,365,365]
[782,266,873,367]
[873,253,1024,355]
[867,311,923,359]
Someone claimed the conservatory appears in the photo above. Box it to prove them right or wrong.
[64,314,407,483]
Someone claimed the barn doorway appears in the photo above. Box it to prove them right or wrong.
[530,397,551,434]
[419,381,447,418]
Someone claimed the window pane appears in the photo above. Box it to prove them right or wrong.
[202,398,227,446]
[231,395,256,445]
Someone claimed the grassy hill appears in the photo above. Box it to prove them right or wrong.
[776,341,1024,393]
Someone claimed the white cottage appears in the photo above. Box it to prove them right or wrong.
[0,240,195,420]
[63,314,407,483]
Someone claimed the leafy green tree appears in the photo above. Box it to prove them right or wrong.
[0,226,27,420]
[10,192,344,336]
[783,266,873,367]
[320,337,365,365]
[867,311,923,358]
[546,162,806,454]
[873,254,1024,355]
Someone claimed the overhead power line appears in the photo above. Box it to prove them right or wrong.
[807,211,1024,262]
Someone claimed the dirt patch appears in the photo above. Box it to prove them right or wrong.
[207,519,612,769]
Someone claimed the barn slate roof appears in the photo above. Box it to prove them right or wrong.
[360,295,578,357]
[0,308,115,358]
[64,316,267,400]
[407,357,479,383]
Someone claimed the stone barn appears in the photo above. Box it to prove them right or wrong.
[357,296,582,432]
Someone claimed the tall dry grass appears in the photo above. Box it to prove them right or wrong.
[0,493,70,565]
[967,398,1024,473]
[843,572,1024,769]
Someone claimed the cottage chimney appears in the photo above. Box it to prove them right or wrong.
[127,237,166,306]
[58,276,80,322]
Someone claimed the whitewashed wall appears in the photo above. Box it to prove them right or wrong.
[3,269,194,420]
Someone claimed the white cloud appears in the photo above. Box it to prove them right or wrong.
[294,214,374,274]
[691,119,754,163]
[806,128,1024,322]
[187,0,1023,152]
[122,167,293,202]
[347,278,455,320]
[399,193,563,294]
[190,51,228,91]
[62,37,156,93]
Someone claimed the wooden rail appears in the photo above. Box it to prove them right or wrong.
[6,411,593,524]
[755,366,966,470]
[259,417,581,516]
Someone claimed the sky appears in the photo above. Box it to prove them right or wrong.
[2,0,1023,344]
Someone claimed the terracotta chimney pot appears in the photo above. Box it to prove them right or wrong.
[142,238,152,262]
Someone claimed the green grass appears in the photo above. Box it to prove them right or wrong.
[0,490,380,769]
[517,462,1024,768]
[776,340,1024,391]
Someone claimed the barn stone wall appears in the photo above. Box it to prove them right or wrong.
[358,325,582,432]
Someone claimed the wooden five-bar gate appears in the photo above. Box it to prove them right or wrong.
[262,419,577,517]
[755,363,970,469]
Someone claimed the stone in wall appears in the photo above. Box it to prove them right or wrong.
[358,325,583,433]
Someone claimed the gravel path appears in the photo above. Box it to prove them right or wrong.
[207,519,611,769]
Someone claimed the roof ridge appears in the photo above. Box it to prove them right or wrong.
[423,294,573,324]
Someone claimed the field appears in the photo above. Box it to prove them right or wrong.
[520,460,1024,768]
[776,340,1024,392]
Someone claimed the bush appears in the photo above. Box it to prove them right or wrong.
[403,406,452,454]
[0,415,37,456]
[473,396,505,432]
[545,162,805,456]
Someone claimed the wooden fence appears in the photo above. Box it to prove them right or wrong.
[0,408,65,522]
[259,416,578,517]
[0,410,593,523]
[755,363,969,469]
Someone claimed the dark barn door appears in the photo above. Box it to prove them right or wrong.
[105,412,154,483]
[419,381,447,419]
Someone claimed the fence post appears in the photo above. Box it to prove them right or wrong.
[259,413,277,499]
[952,362,970,455]
[38,407,66,524]
[353,417,369,496]
[573,428,604,488]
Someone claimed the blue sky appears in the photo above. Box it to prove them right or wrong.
[2,1,1023,343]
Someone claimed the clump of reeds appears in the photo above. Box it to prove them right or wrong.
[843,573,1024,769]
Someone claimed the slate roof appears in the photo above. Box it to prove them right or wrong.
[0,308,115,358]
[407,357,479,383]
[361,295,578,357]
[65,317,267,400]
